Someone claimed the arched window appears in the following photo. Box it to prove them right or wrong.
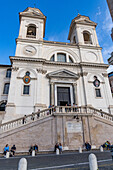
[69,56,73,63]
[57,53,66,62]
[27,24,36,38]
[3,83,10,94]
[50,53,74,63]
[6,69,11,78]
[73,36,76,44]
[50,55,55,61]
[83,31,92,44]
[0,102,7,111]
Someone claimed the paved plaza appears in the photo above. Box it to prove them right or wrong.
[0,151,113,170]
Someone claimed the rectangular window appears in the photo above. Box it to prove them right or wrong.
[3,83,10,94]
[57,53,66,62]
[95,89,101,97]
[6,69,11,78]
[23,85,30,95]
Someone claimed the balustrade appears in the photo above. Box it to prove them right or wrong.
[0,107,54,133]
[1,106,113,133]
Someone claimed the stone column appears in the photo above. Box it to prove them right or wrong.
[50,82,55,106]
[82,116,91,144]
[93,28,99,46]
[73,83,78,105]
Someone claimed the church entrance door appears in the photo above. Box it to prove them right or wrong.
[57,87,71,106]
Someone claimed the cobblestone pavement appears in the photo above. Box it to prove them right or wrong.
[0,151,113,170]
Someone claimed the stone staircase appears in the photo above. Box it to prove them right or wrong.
[0,106,113,134]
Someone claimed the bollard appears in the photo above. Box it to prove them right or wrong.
[79,147,82,153]
[6,152,9,158]
[100,146,103,152]
[89,153,98,170]
[32,150,35,156]
[56,148,59,155]
[18,158,27,170]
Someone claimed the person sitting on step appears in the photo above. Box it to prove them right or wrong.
[34,144,38,154]
[11,144,16,156]
[85,141,91,151]
[3,144,9,156]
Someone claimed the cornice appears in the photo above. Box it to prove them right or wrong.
[78,45,102,50]
[16,38,79,48]
[10,56,46,64]
[45,60,79,66]
[16,38,102,50]
[10,56,109,69]
[80,62,109,68]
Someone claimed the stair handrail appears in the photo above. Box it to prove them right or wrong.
[0,107,55,133]
[88,106,113,117]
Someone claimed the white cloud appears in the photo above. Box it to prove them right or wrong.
[102,45,113,57]
[96,7,101,16]
[102,45,113,63]
[102,9,113,32]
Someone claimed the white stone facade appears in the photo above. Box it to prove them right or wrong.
[0,7,113,123]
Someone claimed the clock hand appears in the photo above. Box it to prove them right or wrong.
[26,49,32,53]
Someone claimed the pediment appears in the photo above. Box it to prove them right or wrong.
[47,69,79,79]
[75,19,97,26]
[19,7,45,17]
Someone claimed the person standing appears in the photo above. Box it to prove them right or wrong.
[23,115,27,124]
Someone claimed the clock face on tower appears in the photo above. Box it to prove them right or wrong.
[23,45,37,56]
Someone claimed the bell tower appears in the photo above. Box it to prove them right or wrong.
[68,14,104,64]
[15,7,46,57]
[18,7,46,40]
[68,14,99,47]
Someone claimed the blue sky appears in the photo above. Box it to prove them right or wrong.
[0,0,113,72]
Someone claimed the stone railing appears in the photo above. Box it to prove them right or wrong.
[55,106,113,123]
[1,106,113,134]
[55,106,94,115]
[90,107,113,122]
[0,107,55,133]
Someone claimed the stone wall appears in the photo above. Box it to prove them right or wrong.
[0,114,113,152]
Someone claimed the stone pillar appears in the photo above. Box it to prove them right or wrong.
[76,26,83,45]
[93,28,99,46]
[4,67,19,123]
[73,83,78,105]
[82,117,91,143]
[50,82,55,106]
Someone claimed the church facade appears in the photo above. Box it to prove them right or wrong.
[0,7,113,151]
[0,7,113,123]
